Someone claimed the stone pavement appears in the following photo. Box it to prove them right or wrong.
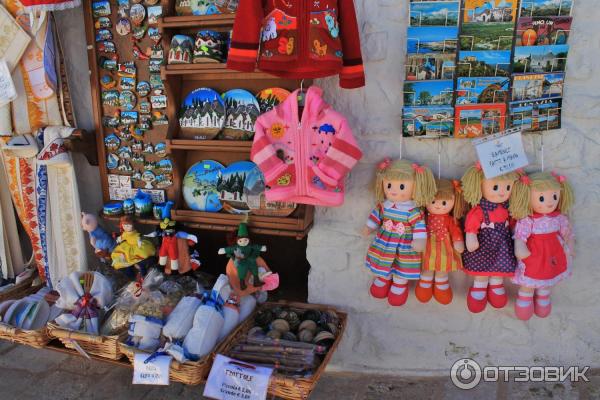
[1,341,598,400]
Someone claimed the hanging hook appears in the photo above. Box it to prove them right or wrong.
[300,79,305,93]
[437,136,442,180]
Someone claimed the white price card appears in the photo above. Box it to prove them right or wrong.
[472,127,529,179]
[204,354,273,400]
[132,353,171,385]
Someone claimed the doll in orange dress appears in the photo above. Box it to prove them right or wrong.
[415,179,467,305]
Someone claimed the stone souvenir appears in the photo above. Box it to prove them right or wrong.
[168,35,193,64]
[152,111,168,125]
[147,6,162,24]
[133,24,147,40]
[104,133,120,151]
[183,160,224,212]
[130,4,146,25]
[256,87,291,114]
[118,62,136,78]
[143,143,154,154]
[118,159,134,173]
[119,90,137,110]
[100,57,117,71]
[116,18,131,36]
[95,29,112,42]
[117,146,133,159]
[179,87,224,140]
[107,153,119,169]
[155,159,173,174]
[154,142,167,157]
[193,30,226,63]
[121,111,138,125]
[139,100,151,114]
[137,81,151,96]
[149,74,164,90]
[151,94,167,109]
[98,41,116,53]
[100,75,116,89]
[142,170,156,189]
[120,76,136,90]
[101,89,119,107]
[95,17,112,29]
[92,0,111,17]
[221,89,260,140]
[155,174,173,189]
[148,27,161,43]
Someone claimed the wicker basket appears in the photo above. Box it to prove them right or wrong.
[214,301,348,400]
[47,323,127,360]
[0,272,40,303]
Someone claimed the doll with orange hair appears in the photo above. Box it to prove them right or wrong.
[509,171,574,320]
[362,159,437,306]
[461,164,520,313]
[415,179,467,305]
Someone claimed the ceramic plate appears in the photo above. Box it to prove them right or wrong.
[256,87,291,114]
[179,88,225,140]
[220,89,260,140]
[183,160,224,212]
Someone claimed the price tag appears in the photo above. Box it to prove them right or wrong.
[472,127,529,179]
[204,354,273,400]
[132,353,171,385]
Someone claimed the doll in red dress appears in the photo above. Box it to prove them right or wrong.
[509,171,574,320]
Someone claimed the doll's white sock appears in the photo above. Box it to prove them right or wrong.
[418,275,433,288]
[373,277,390,287]
[390,277,408,295]
[471,280,488,300]
[536,288,552,306]
[489,277,505,295]
[516,289,534,307]
[434,275,449,290]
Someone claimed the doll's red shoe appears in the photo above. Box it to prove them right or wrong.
[388,283,409,306]
[467,287,487,313]
[433,280,453,305]
[487,284,508,308]
[534,294,552,318]
[514,295,534,321]
[370,277,392,299]
[415,279,433,303]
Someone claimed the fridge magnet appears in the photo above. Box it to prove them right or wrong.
[151,94,167,109]
[520,0,573,17]
[183,160,225,212]
[132,127,145,140]
[144,160,156,170]
[403,80,454,106]
[104,133,121,151]
[95,29,113,42]
[117,146,133,159]
[155,174,173,189]
[101,90,119,107]
[118,0,130,8]
[407,26,458,54]
[149,59,162,72]
[516,16,572,46]
[454,103,506,138]
[116,126,132,140]
[132,171,143,181]
[179,87,225,139]
[118,62,137,78]
[132,0,142,3]
[132,140,143,152]
[154,142,167,157]
[175,0,223,16]
[131,153,144,164]
[130,4,146,25]
[100,75,116,89]
[405,53,455,81]
[103,113,121,128]
[95,17,112,29]
[168,34,193,64]
[143,143,154,154]
[121,111,139,125]
[107,153,119,169]
[463,0,517,23]
[98,41,116,53]
[132,43,150,60]
[120,76,136,90]
[457,50,511,77]
[509,98,562,132]
[119,90,137,110]
[92,0,111,17]
[133,24,148,40]
[511,73,564,102]
[145,0,159,5]
[139,101,151,114]
[149,74,164,90]
[256,87,291,114]
[137,81,151,96]
[221,89,260,140]
[148,27,161,43]
[410,1,459,26]
[118,159,134,174]
[152,111,169,125]
[117,6,129,18]
[142,170,156,188]
[155,159,173,174]
[139,118,152,131]
[193,30,226,63]
[100,57,117,71]
[147,6,162,24]
[402,106,454,137]
[513,45,569,74]
[116,18,132,36]
[149,44,164,60]
[456,77,510,104]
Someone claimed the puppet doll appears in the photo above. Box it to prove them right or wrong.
[461,163,520,313]
[509,171,574,320]
[149,218,200,275]
[362,158,437,306]
[81,212,116,263]
[415,179,467,305]
[111,216,156,278]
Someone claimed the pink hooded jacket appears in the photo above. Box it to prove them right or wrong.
[251,86,362,206]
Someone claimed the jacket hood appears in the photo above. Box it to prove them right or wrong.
[276,86,330,121]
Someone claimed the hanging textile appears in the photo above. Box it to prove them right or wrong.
[0,149,25,279]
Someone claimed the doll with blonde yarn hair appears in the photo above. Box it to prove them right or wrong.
[362,159,437,306]
[509,171,574,320]
[461,163,520,313]
[415,179,467,305]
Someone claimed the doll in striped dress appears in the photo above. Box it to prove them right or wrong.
[362,159,437,306]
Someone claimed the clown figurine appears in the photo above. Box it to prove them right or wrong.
[218,222,266,290]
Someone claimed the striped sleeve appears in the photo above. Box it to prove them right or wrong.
[409,208,427,239]
[251,119,288,183]
[366,204,382,229]
[316,119,362,183]
[227,0,262,72]
[338,0,365,88]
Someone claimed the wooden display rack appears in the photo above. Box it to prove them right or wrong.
[84,0,314,239]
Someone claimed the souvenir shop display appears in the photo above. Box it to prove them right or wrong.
[509,171,574,320]
[179,88,225,140]
[362,159,436,307]
[81,212,116,263]
[148,214,201,275]
[110,216,156,275]
[193,30,228,63]
[461,163,520,313]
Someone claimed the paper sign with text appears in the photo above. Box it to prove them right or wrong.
[472,128,529,179]
[132,354,171,385]
[204,354,273,400]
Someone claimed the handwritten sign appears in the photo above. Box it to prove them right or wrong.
[132,353,171,385]
[472,127,529,179]
[0,60,17,108]
[204,354,273,400]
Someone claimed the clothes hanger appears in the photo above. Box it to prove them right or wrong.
[297,79,306,107]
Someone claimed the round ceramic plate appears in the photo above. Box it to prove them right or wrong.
[183,160,225,212]
[256,87,291,114]
[179,88,225,140]
[221,89,260,140]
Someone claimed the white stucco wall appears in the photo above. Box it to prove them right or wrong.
[59,1,600,374]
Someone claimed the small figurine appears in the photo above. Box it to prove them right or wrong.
[111,216,156,278]
[81,212,116,263]
[509,171,574,320]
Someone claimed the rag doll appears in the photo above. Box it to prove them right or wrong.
[81,212,116,263]
[509,171,574,320]
[461,163,520,313]
[148,218,200,275]
[415,179,467,305]
[362,158,437,306]
[111,216,156,278]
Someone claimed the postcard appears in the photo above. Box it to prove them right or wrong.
[455,103,506,138]
[460,22,515,50]
[511,72,564,101]
[512,44,569,73]
[515,16,572,46]
[404,80,454,106]
[457,50,511,77]
[405,53,456,80]
[410,1,459,26]
[509,98,562,132]
[463,0,517,23]
[402,106,455,138]
[407,26,458,54]
[520,0,572,17]
[456,77,510,104]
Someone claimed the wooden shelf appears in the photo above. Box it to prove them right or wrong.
[162,64,281,80]
[169,139,252,153]
[160,13,236,29]
[100,212,162,225]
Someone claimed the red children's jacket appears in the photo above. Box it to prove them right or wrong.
[228,0,365,89]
